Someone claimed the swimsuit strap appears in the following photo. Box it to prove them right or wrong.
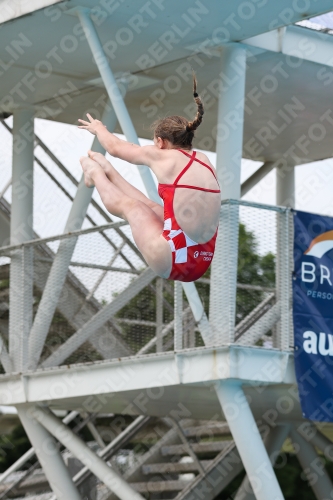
[175,184,221,193]
[173,150,197,186]
[177,149,219,182]
[173,149,220,192]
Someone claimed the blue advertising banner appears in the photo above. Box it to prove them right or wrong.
[294,210,333,422]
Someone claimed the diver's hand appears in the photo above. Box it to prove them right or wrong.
[78,113,106,135]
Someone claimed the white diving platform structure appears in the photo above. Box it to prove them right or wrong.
[0,1,333,499]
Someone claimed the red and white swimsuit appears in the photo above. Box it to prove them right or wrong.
[158,149,221,282]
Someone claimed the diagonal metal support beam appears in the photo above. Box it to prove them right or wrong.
[33,127,145,268]
[182,282,212,346]
[30,404,145,500]
[0,411,78,485]
[0,411,96,500]
[49,415,151,500]
[28,106,118,369]
[306,424,333,461]
[137,306,191,355]
[74,6,159,204]
[0,334,12,372]
[75,7,212,342]
[215,380,284,500]
[176,440,243,500]
[41,267,155,368]
[236,302,281,346]
[0,177,11,201]
[81,412,106,449]
[235,293,275,341]
[1,120,136,272]
[241,162,275,197]
[17,405,81,500]
[170,418,205,475]
[290,425,333,500]
[234,425,290,500]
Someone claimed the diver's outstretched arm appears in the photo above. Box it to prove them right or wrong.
[78,113,161,167]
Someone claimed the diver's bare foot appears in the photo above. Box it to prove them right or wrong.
[80,156,102,188]
[88,150,114,176]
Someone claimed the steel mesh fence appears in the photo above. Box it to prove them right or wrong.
[235,203,277,348]
[0,198,294,374]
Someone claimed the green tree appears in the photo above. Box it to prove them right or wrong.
[0,425,31,473]
[216,453,333,499]
[236,222,275,324]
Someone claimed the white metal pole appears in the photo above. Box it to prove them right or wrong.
[276,165,295,208]
[28,106,118,369]
[241,162,275,197]
[49,415,148,500]
[17,406,81,500]
[234,425,290,500]
[290,426,333,500]
[76,7,211,342]
[174,281,183,351]
[31,405,145,500]
[209,44,246,346]
[182,282,213,346]
[0,410,78,485]
[0,177,12,200]
[76,7,159,204]
[80,412,106,449]
[275,165,294,350]
[156,278,163,352]
[9,109,34,372]
[215,381,284,500]
[0,335,12,372]
[41,267,155,368]
[309,426,333,462]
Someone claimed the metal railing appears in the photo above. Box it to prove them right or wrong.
[0,199,294,374]
[0,119,295,372]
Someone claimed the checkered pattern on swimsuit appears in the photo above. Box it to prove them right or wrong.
[163,218,198,264]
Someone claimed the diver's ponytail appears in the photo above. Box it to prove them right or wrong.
[186,73,204,132]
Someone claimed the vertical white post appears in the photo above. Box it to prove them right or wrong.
[17,405,81,500]
[275,165,294,350]
[156,278,163,352]
[215,381,284,500]
[28,106,118,369]
[174,281,183,351]
[9,109,34,372]
[290,426,333,500]
[209,44,246,345]
[276,165,295,208]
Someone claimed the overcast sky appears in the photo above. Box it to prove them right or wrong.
[33,118,333,217]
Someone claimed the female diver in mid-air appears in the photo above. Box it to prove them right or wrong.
[78,76,221,282]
